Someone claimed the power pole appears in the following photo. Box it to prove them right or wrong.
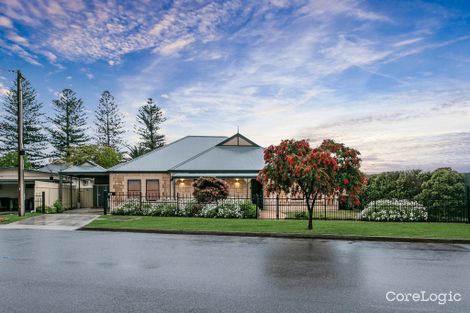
[17,70,25,217]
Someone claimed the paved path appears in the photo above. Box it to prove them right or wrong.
[0,230,469,313]
[0,213,98,230]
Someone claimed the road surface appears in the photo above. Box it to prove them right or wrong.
[1,229,469,312]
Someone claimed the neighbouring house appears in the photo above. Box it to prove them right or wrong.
[108,133,265,199]
[0,161,87,211]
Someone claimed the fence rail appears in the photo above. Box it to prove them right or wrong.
[107,193,470,223]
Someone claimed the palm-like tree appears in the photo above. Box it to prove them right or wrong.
[127,145,147,159]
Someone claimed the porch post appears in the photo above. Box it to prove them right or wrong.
[77,178,81,209]
[58,174,63,203]
[245,178,249,198]
[69,177,73,210]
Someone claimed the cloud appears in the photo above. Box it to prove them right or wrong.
[0,0,246,63]
[298,0,391,22]
[6,32,28,45]
[155,36,195,56]
[0,82,9,96]
[0,15,13,28]
[0,39,41,65]
[42,51,58,63]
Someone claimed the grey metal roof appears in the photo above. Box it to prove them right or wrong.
[61,161,107,175]
[109,136,228,172]
[171,146,264,172]
[37,163,69,174]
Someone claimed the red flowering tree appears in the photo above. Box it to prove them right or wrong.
[258,139,367,229]
[192,177,230,203]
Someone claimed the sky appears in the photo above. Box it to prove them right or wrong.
[0,0,469,173]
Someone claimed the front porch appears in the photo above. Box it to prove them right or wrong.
[171,173,262,199]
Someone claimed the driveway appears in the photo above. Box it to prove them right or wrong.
[0,213,98,230]
[0,230,469,313]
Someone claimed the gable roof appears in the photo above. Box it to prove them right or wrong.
[61,161,107,175]
[216,133,260,147]
[171,146,264,172]
[37,163,69,174]
[109,136,227,172]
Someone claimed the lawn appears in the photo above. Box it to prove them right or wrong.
[0,212,42,224]
[85,216,470,240]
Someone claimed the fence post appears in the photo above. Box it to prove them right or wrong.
[103,189,108,215]
[324,196,327,220]
[276,195,279,220]
[41,191,46,214]
[176,193,180,211]
[139,192,142,211]
[467,186,470,224]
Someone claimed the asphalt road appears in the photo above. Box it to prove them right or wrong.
[1,230,469,313]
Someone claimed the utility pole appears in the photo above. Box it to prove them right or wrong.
[17,70,25,217]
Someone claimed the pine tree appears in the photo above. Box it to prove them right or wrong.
[0,78,48,165]
[135,98,166,151]
[48,88,89,158]
[95,90,125,149]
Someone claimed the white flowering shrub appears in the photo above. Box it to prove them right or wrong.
[360,199,428,222]
[112,198,256,219]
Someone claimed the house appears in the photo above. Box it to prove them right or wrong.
[108,133,265,199]
[0,162,80,211]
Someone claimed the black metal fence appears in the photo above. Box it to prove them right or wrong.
[107,193,470,223]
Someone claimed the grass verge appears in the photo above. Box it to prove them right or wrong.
[0,212,42,224]
[84,216,470,240]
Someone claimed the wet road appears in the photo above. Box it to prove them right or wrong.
[1,230,469,313]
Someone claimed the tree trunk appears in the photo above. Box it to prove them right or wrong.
[307,207,313,230]
[306,195,313,230]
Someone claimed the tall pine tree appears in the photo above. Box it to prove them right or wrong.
[136,98,166,151]
[48,88,89,158]
[0,78,48,165]
[95,90,125,149]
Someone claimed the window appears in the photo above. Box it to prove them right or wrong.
[146,180,160,201]
[128,180,141,198]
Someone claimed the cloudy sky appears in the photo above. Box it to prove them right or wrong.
[0,0,469,173]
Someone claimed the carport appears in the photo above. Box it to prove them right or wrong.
[60,161,109,209]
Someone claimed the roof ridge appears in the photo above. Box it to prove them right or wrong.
[109,136,193,171]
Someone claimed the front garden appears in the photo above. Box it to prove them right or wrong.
[84,217,470,240]
[113,198,257,219]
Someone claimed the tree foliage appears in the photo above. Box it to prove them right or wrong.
[136,98,166,151]
[192,177,230,203]
[258,139,367,229]
[95,91,125,149]
[361,168,464,207]
[48,89,89,158]
[0,151,32,169]
[361,170,431,203]
[65,145,123,168]
[0,78,47,165]
[417,168,465,201]
[127,145,148,159]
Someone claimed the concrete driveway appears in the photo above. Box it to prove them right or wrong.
[0,230,469,313]
[0,213,98,230]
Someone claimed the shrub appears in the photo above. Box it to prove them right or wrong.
[360,199,428,222]
[53,200,64,213]
[112,198,257,219]
[192,177,229,203]
[44,200,64,214]
[293,211,308,220]
[239,201,257,218]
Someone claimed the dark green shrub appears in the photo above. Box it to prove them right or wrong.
[53,200,64,213]
[239,202,257,218]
